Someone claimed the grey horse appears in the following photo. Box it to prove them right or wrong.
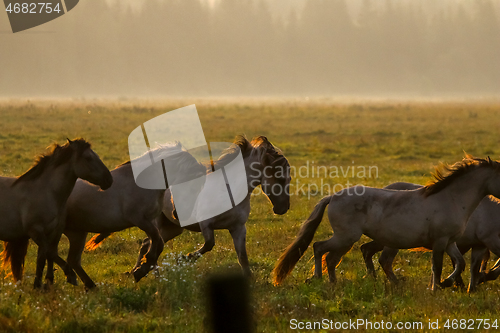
[88,136,291,277]
[273,156,500,292]
[361,182,500,292]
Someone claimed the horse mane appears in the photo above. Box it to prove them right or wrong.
[117,142,184,168]
[423,155,500,197]
[212,135,286,171]
[13,138,91,186]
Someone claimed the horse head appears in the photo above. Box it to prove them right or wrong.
[69,138,113,190]
[246,136,291,215]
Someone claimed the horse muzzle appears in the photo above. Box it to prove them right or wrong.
[99,174,113,190]
[273,205,289,215]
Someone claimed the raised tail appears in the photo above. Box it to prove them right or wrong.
[1,238,30,282]
[273,196,331,285]
[85,233,113,251]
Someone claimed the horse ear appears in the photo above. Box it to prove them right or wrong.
[67,138,73,144]
[488,156,493,163]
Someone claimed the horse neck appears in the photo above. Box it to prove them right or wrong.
[38,162,78,204]
[243,150,264,193]
[445,168,490,217]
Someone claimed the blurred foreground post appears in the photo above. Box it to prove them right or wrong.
[207,273,252,333]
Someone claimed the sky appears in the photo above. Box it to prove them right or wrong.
[0,0,498,98]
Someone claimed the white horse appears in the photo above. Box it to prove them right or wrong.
[89,136,291,277]
[361,182,500,292]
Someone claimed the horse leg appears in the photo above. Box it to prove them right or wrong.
[132,220,165,282]
[64,231,98,289]
[312,233,357,284]
[378,247,400,283]
[45,258,54,285]
[229,224,251,277]
[33,247,46,289]
[440,242,465,289]
[133,214,184,272]
[26,227,48,289]
[485,258,500,282]
[360,241,384,278]
[468,246,488,293]
[480,249,490,272]
[430,238,448,291]
[450,246,470,289]
[187,224,215,258]
[482,237,500,282]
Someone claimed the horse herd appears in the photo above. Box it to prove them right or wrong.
[0,135,499,294]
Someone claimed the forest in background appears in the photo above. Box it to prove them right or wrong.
[0,0,499,97]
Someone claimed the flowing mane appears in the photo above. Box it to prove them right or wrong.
[118,141,184,168]
[423,155,500,197]
[13,139,91,186]
[212,135,287,171]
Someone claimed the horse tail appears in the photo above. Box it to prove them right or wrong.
[85,233,113,251]
[1,238,29,282]
[273,196,331,285]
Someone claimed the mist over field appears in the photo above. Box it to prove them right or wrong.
[0,0,499,98]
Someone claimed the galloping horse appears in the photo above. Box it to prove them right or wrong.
[0,139,112,288]
[51,142,206,289]
[361,182,500,292]
[273,156,500,292]
[89,136,291,277]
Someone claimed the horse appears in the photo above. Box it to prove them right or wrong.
[273,156,500,292]
[48,142,206,289]
[88,136,291,277]
[0,138,112,289]
[360,182,500,292]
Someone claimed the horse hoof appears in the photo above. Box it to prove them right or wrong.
[132,266,149,282]
[85,282,97,291]
[305,276,320,284]
[66,277,78,286]
[440,278,454,288]
[477,272,487,284]
[467,285,477,293]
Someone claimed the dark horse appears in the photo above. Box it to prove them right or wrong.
[89,136,291,276]
[273,156,500,292]
[0,139,112,288]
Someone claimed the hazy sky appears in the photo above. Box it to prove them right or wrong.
[1,0,498,98]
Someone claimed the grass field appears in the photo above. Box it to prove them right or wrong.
[0,99,499,332]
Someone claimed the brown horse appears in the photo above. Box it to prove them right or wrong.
[0,139,112,288]
[273,156,500,292]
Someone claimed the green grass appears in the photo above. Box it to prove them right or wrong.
[0,99,500,332]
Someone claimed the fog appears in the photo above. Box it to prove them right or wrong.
[1,0,499,98]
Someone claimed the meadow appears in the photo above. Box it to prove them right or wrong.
[0,99,499,332]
